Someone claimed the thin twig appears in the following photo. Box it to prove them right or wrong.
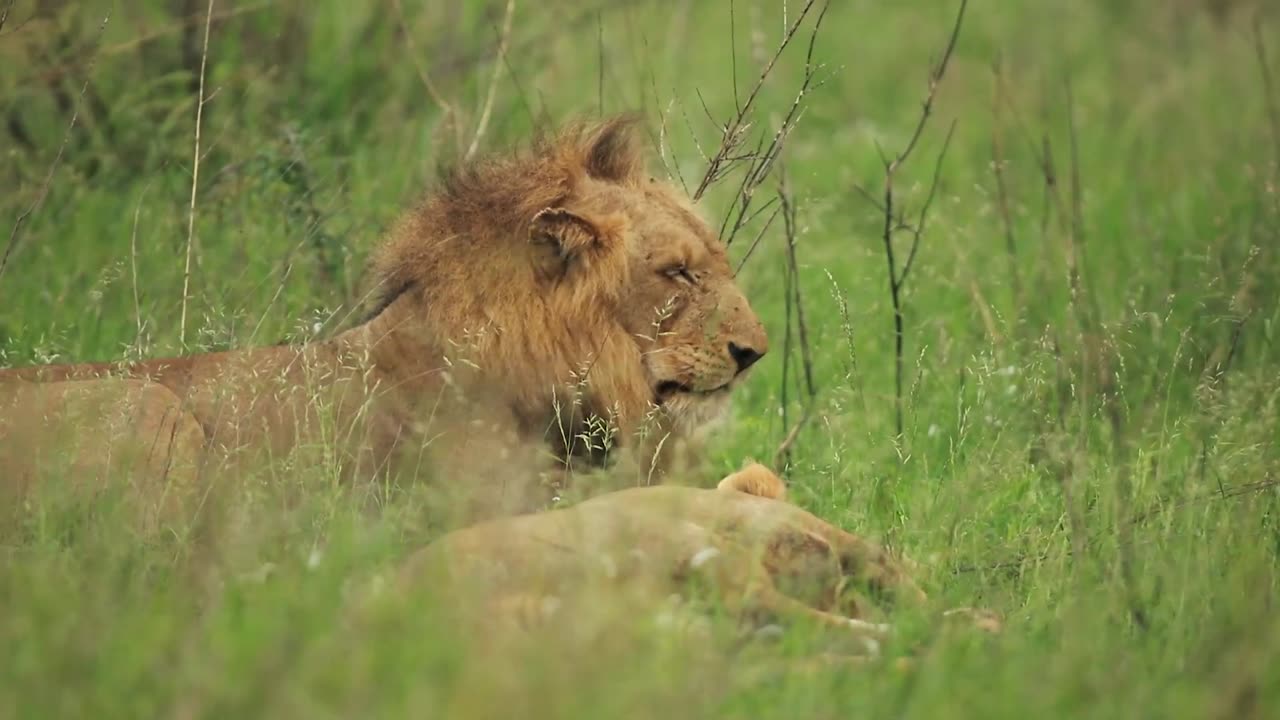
[773,407,812,469]
[0,13,111,286]
[773,167,816,469]
[693,0,821,201]
[732,203,782,276]
[391,0,463,155]
[896,118,956,289]
[781,173,815,399]
[496,34,536,129]
[179,0,214,348]
[720,0,829,251]
[879,186,905,441]
[780,216,795,435]
[990,56,1022,311]
[464,0,515,162]
[649,78,687,191]
[888,0,967,174]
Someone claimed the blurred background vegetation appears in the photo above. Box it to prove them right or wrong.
[2,0,1279,717]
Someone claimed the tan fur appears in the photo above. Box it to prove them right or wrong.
[0,116,768,518]
[401,463,926,650]
[716,461,787,499]
[0,379,204,530]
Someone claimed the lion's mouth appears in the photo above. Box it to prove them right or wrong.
[655,380,690,399]
[654,379,732,405]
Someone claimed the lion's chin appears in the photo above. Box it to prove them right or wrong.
[656,387,733,436]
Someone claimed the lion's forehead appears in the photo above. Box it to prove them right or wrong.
[620,185,728,263]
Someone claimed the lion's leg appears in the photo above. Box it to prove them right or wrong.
[685,539,889,654]
[941,606,1004,634]
[0,379,206,530]
[802,523,928,608]
[747,583,892,646]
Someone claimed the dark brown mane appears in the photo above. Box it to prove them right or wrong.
[360,115,647,325]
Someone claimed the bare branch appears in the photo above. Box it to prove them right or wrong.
[782,174,815,401]
[888,0,968,174]
[732,203,782,276]
[896,118,956,289]
[719,0,830,251]
[693,0,823,201]
[774,168,816,470]
[852,0,968,444]
[878,175,905,440]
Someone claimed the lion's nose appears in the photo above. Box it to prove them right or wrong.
[728,342,765,374]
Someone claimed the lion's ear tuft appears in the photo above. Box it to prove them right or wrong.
[582,115,645,182]
[717,463,788,500]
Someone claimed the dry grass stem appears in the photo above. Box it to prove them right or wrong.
[464,0,516,162]
[179,0,215,348]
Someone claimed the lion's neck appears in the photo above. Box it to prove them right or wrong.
[340,299,659,469]
[334,312,433,383]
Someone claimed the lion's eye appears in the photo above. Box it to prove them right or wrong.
[663,265,697,285]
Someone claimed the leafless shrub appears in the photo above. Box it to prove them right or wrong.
[693,0,831,252]
[853,0,967,446]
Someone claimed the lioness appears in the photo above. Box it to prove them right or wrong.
[399,464,929,655]
[0,116,768,518]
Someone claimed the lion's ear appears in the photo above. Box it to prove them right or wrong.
[528,207,624,281]
[582,115,645,182]
[529,207,598,262]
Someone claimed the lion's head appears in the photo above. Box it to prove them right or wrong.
[367,115,768,460]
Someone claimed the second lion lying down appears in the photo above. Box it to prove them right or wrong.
[397,464,938,654]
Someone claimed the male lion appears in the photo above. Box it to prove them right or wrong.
[0,115,768,519]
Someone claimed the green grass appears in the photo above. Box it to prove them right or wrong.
[3,0,1280,717]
